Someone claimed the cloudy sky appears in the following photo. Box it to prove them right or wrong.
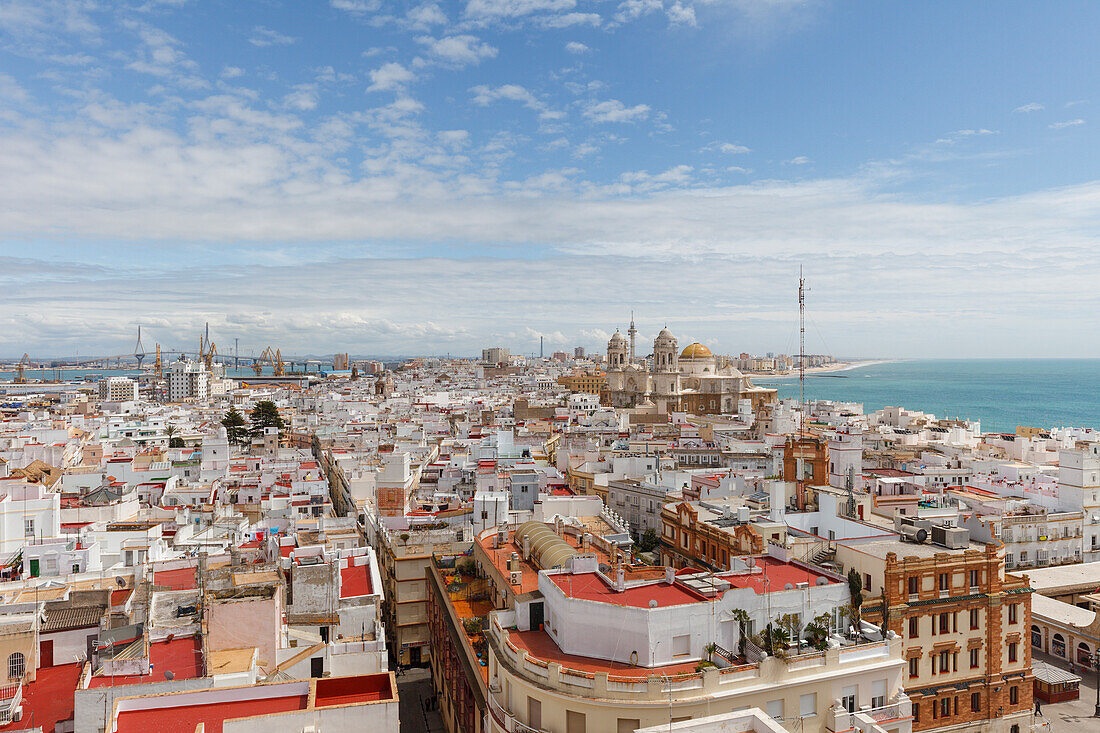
[1,1,1099,359]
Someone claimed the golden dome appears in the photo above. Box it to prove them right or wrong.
[679,343,712,359]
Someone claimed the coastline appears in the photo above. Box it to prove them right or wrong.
[746,359,894,379]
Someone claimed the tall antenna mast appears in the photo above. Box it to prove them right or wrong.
[799,266,806,433]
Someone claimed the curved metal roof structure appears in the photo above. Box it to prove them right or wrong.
[516,521,578,570]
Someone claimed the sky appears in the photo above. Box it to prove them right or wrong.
[2,1,1100,359]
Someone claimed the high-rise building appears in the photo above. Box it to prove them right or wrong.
[481,347,510,365]
[97,376,139,402]
[167,359,209,401]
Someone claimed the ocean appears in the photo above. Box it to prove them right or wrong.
[754,359,1100,434]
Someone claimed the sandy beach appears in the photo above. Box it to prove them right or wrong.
[746,359,894,378]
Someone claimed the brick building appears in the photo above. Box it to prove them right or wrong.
[838,540,1033,733]
[660,501,767,571]
[783,433,829,511]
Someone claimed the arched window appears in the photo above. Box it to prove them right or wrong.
[1052,633,1066,657]
[1078,641,1092,665]
[1031,625,1042,648]
[7,652,24,680]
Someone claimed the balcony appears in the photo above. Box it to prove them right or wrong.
[487,611,900,704]
[826,693,912,733]
[0,683,21,724]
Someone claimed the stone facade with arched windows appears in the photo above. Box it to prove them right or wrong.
[604,325,776,415]
[1030,592,1100,668]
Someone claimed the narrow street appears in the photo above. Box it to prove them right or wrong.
[398,667,446,733]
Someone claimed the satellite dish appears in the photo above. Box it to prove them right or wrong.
[164,670,175,680]
[115,577,127,588]
[784,583,794,590]
[649,599,658,608]
[166,633,175,643]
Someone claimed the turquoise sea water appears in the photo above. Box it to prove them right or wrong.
[755,359,1100,434]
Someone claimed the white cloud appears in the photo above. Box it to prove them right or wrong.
[284,85,319,111]
[667,2,697,26]
[407,4,448,26]
[565,41,589,54]
[220,66,245,79]
[704,141,751,154]
[1013,102,1043,113]
[470,84,543,111]
[785,155,810,165]
[438,129,470,148]
[367,62,416,92]
[330,0,382,12]
[1049,118,1084,129]
[416,35,498,67]
[583,99,650,123]
[248,26,298,47]
[541,12,602,28]
[934,128,997,144]
[614,0,662,24]
[0,74,29,103]
[465,0,576,20]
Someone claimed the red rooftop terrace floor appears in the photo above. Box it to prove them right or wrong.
[509,630,700,679]
[717,556,838,594]
[340,562,374,599]
[548,572,709,608]
[113,694,308,733]
[112,674,395,733]
[0,663,82,733]
[153,567,198,591]
[89,636,203,688]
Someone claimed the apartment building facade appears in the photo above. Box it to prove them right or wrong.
[839,540,1033,733]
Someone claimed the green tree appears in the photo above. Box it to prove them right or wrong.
[250,400,285,437]
[221,407,248,445]
[804,612,834,651]
[847,568,864,624]
[636,527,659,553]
[165,424,184,448]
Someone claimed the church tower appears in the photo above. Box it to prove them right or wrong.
[607,331,628,369]
[653,328,678,372]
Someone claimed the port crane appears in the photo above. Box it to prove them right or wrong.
[14,354,30,384]
[251,347,286,376]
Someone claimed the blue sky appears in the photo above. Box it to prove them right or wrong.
[2,0,1099,359]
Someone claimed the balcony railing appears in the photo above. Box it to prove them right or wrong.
[0,683,22,724]
[826,694,912,733]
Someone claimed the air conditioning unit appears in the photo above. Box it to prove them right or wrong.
[510,570,522,585]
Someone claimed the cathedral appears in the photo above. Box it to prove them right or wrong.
[604,319,777,415]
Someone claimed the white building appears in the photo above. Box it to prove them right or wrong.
[98,377,139,402]
[167,360,210,401]
[0,480,62,558]
[1057,441,1100,561]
